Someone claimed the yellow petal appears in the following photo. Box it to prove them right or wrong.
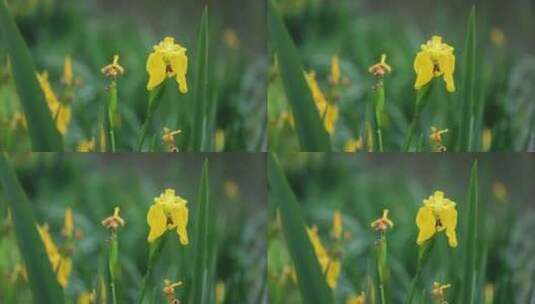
[439,205,458,247]
[57,257,72,288]
[63,208,74,238]
[438,53,456,92]
[326,259,341,289]
[37,225,61,266]
[146,52,166,91]
[169,204,189,245]
[169,52,188,94]
[147,204,167,242]
[413,51,434,90]
[416,206,436,245]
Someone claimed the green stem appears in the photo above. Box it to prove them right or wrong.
[107,81,118,152]
[376,233,387,304]
[136,86,164,152]
[136,114,152,152]
[108,232,119,304]
[405,238,435,304]
[402,85,431,151]
[377,129,384,152]
[136,236,166,304]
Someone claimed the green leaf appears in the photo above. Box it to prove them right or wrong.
[0,2,63,151]
[268,153,334,304]
[462,160,479,304]
[190,7,209,152]
[268,1,331,151]
[457,6,477,151]
[190,159,213,304]
[0,153,64,303]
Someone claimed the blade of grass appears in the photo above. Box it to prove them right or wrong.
[0,153,64,303]
[457,6,476,151]
[461,160,479,304]
[190,160,213,304]
[268,153,334,304]
[268,1,331,151]
[0,2,63,151]
[190,7,209,152]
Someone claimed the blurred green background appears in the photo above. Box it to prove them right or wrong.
[269,153,535,303]
[268,0,535,152]
[0,153,267,303]
[0,0,267,151]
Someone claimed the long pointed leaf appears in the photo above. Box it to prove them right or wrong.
[190,160,212,303]
[457,6,476,151]
[268,153,334,304]
[190,7,209,152]
[0,2,63,151]
[0,153,64,303]
[462,161,479,304]
[268,1,331,151]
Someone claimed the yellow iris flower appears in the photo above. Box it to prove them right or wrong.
[36,72,71,135]
[307,226,340,289]
[37,224,72,288]
[147,189,189,244]
[304,71,338,134]
[414,36,456,92]
[146,37,188,93]
[416,191,458,247]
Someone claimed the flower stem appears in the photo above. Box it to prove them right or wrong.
[136,85,165,151]
[108,232,119,304]
[405,238,436,304]
[376,233,387,304]
[136,236,167,304]
[402,85,431,151]
[373,81,386,152]
[107,81,118,152]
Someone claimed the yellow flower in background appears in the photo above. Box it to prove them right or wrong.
[162,279,183,303]
[216,280,226,304]
[61,55,74,86]
[77,291,95,304]
[305,71,338,134]
[344,137,363,152]
[370,209,394,232]
[346,292,366,304]
[416,191,458,247]
[414,35,455,92]
[490,27,505,47]
[62,208,74,239]
[147,189,189,244]
[223,28,240,50]
[36,72,71,135]
[368,54,392,77]
[429,127,448,152]
[307,226,340,289]
[482,128,492,152]
[215,129,225,152]
[484,283,495,304]
[431,282,451,302]
[101,55,124,80]
[331,210,342,240]
[492,182,508,202]
[101,207,126,231]
[76,138,95,152]
[146,37,188,93]
[37,224,72,288]
[224,180,240,200]
[330,55,341,85]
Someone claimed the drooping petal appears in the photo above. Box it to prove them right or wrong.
[416,205,436,245]
[147,204,167,242]
[57,257,72,288]
[438,53,456,92]
[170,203,189,245]
[37,225,61,266]
[326,259,341,289]
[146,52,167,91]
[440,205,458,247]
[169,52,188,94]
[413,51,434,90]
